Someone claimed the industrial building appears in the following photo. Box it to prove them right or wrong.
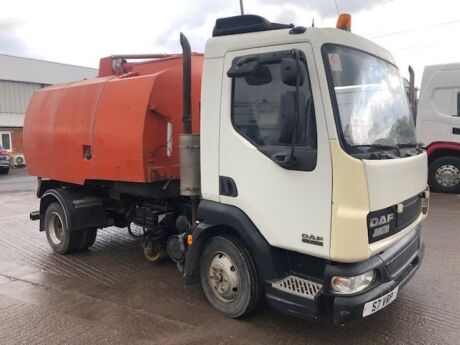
[0,54,97,162]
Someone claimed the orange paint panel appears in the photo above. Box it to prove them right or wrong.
[24,79,109,184]
[92,75,155,182]
[24,55,203,185]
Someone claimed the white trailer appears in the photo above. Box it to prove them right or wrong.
[416,63,460,192]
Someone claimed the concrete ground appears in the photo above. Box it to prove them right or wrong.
[0,168,459,345]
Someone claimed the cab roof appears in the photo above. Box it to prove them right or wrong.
[212,14,293,37]
[206,15,395,65]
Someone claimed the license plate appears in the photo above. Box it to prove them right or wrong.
[362,286,399,317]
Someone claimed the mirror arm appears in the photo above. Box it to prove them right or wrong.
[237,55,257,65]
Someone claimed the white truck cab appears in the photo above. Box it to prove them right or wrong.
[187,15,429,323]
[416,63,460,192]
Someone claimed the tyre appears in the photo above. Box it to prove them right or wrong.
[143,240,168,263]
[0,167,9,175]
[45,202,83,254]
[78,228,97,250]
[200,236,261,318]
[428,156,460,193]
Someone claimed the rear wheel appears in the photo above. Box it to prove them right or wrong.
[78,228,97,250]
[429,156,460,193]
[200,236,261,318]
[45,202,84,254]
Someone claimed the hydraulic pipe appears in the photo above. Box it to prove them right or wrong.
[110,54,174,75]
[110,54,173,60]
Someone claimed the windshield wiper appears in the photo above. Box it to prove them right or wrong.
[353,144,401,157]
[398,142,424,150]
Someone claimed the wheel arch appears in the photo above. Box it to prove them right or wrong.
[39,190,70,232]
[184,200,284,285]
[39,188,108,232]
[426,142,460,165]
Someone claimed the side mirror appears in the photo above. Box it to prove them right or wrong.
[281,57,305,86]
[228,55,272,85]
[227,57,259,78]
[245,65,272,85]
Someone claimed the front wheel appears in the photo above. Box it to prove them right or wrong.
[428,156,460,193]
[0,167,9,175]
[200,236,261,318]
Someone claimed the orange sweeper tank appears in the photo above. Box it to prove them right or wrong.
[23,53,203,185]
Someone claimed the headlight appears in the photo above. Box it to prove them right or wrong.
[331,270,375,294]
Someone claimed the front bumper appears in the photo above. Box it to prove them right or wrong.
[0,160,9,167]
[265,225,424,323]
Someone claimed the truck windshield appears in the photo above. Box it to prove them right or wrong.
[323,45,417,152]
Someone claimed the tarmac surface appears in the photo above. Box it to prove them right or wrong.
[0,167,459,344]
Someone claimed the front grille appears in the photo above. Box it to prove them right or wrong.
[0,156,6,161]
[386,236,419,278]
[367,195,422,243]
[271,276,322,299]
[397,196,422,230]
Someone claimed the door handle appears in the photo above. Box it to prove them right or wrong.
[219,176,238,197]
[453,127,460,135]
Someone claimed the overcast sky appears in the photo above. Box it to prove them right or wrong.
[1,0,460,86]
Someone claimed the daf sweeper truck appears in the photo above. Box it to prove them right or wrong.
[24,14,429,323]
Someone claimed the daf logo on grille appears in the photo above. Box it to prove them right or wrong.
[370,213,395,228]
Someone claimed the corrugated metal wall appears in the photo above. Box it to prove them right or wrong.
[0,80,43,114]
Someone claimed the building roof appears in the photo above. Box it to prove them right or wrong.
[0,54,97,84]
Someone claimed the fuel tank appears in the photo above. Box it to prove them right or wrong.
[23,54,203,185]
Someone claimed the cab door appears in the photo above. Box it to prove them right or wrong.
[218,43,332,258]
[451,88,460,143]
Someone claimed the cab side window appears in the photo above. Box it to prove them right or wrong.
[229,50,317,171]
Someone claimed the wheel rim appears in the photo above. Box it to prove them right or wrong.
[435,164,460,188]
[48,212,65,245]
[208,251,240,302]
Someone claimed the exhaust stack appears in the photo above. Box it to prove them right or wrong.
[179,33,200,218]
[408,65,417,120]
[180,33,192,134]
